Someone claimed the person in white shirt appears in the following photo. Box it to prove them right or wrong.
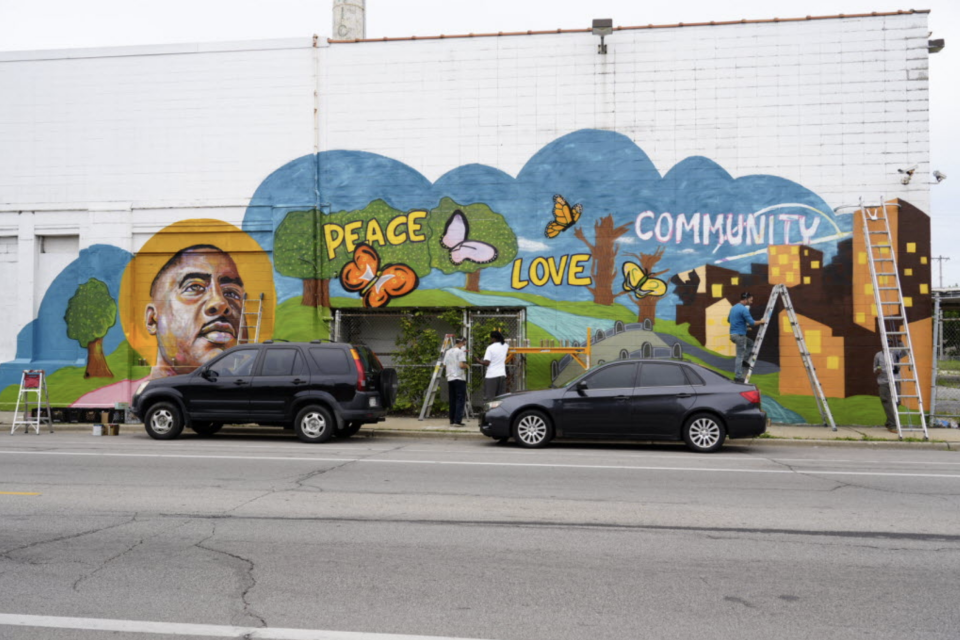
[443,336,468,426]
[479,330,509,401]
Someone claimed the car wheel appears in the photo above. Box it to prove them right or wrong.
[294,405,335,443]
[190,422,223,437]
[683,413,727,453]
[144,402,184,440]
[336,421,363,438]
[513,410,552,448]
[380,368,399,409]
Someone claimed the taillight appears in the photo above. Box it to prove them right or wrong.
[740,389,761,404]
[350,348,367,391]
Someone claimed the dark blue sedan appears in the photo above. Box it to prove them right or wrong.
[479,359,766,453]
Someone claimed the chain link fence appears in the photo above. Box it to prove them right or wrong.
[332,308,526,415]
[931,295,960,427]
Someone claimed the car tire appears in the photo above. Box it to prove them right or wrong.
[336,421,363,438]
[190,422,223,437]
[144,402,185,440]
[380,368,399,410]
[683,413,727,453]
[513,410,553,448]
[294,405,335,443]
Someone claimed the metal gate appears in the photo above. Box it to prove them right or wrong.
[466,308,527,408]
[333,307,527,412]
[931,294,960,427]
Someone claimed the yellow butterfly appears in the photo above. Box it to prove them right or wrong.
[544,194,582,238]
[622,261,667,299]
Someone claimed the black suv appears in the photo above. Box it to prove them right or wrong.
[131,341,398,443]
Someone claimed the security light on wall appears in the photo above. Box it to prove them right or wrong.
[898,165,917,185]
[593,19,613,54]
[934,170,947,183]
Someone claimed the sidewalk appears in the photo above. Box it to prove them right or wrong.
[7,412,959,449]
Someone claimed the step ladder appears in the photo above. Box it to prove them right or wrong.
[861,198,928,439]
[238,293,264,344]
[419,334,472,421]
[10,370,53,435]
[744,284,837,431]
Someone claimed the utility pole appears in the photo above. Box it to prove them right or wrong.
[932,255,950,289]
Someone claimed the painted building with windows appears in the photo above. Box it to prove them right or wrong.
[0,10,937,423]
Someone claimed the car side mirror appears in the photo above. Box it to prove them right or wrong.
[576,380,589,395]
[201,369,218,382]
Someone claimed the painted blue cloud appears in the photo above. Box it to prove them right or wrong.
[0,244,131,390]
[244,129,846,309]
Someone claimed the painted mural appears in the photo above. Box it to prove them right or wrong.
[0,129,933,425]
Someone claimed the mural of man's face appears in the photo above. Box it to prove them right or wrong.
[145,249,244,375]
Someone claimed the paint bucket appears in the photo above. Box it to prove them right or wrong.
[107,424,120,436]
[92,424,103,436]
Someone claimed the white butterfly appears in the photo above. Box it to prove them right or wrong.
[441,210,499,265]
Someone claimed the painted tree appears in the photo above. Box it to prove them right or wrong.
[427,197,518,292]
[624,245,668,325]
[274,209,329,307]
[573,215,632,305]
[64,278,116,378]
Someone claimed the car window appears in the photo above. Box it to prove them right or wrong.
[261,349,301,376]
[683,367,705,386]
[310,348,352,374]
[208,349,258,377]
[638,363,689,387]
[353,345,383,373]
[583,363,637,389]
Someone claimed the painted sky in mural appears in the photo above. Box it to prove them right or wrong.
[244,129,849,315]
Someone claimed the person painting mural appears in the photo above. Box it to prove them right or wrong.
[874,341,904,433]
[728,292,766,383]
[443,336,468,426]
[478,330,509,400]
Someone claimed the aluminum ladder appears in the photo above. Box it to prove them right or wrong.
[861,198,928,439]
[419,334,457,421]
[237,293,264,344]
[10,370,54,435]
[744,284,837,430]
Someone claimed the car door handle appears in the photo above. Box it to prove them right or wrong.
[676,393,693,398]
[233,379,248,386]
[292,378,307,385]
[615,395,630,401]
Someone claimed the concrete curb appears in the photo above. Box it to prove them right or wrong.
[24,423,958,450]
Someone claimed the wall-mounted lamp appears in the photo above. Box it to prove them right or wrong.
[593,19,613,55]
[934,170,947,183]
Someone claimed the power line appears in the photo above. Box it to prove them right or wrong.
[933,255,951,288]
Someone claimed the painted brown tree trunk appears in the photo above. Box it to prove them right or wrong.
[302,278,330,308]
[465,271,481,292]
[574,215,631,305]
[633,246,667,326]
[84,338,113,378]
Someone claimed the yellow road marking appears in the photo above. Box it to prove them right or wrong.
[0,491,41,496]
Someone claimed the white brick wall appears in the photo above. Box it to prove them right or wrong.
[322,13,930,214]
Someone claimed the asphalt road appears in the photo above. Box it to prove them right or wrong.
[1,432,959,640]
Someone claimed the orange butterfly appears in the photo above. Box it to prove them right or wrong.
[339,243,418,308]
[544,194,583,238]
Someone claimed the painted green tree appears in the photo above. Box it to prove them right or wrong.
[427,197,518,292]
[274,209,328,307]
[64,278,116,378]
[275,200,436,308]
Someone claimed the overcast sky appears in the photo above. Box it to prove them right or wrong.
[1,0,957,285]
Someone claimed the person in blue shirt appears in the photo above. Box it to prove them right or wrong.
[728,292,766,383]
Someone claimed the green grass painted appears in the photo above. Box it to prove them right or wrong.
[273,297,331,342]
[0,341,148,409]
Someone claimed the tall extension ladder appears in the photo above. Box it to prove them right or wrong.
[744,284,837,431]
[238,293,265,344]
[861,198,928,439]
[10,370,53,435]
[420,334,472,421]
